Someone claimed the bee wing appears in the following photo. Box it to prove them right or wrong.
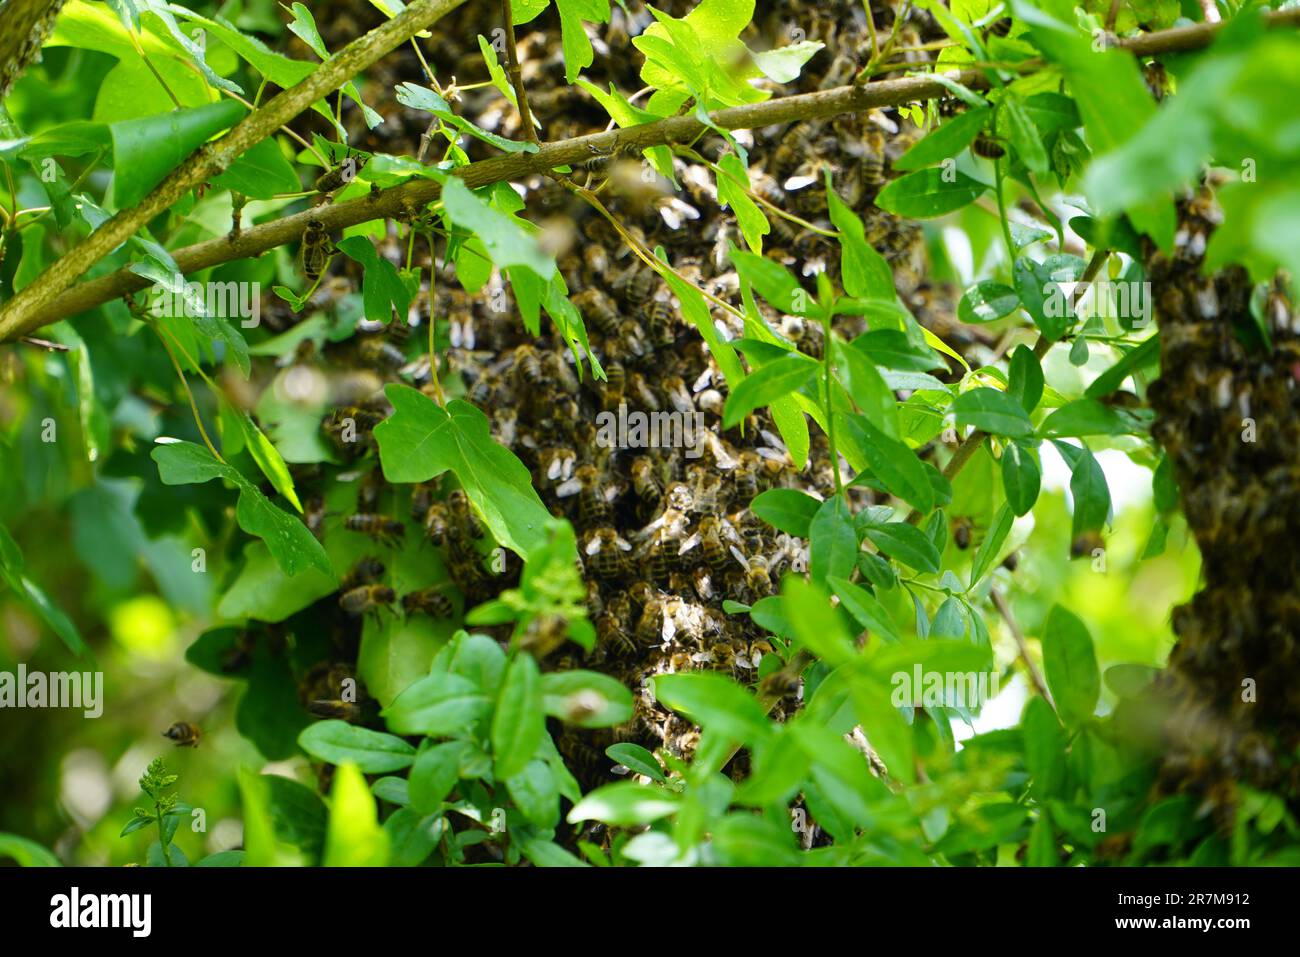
[707,434,737,470]
[556,478,582,498]
[729,544,750,570]
[546,456,565,481]
[678,532,701,556]
[616,536,633,551]
[585,536,603,556]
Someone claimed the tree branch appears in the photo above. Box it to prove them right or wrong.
[4,8,1298,343]
[0,0,469,341]
[501,0,538,144]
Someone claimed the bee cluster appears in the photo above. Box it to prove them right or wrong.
[1143,186,1300,812]
[276,0,974,789]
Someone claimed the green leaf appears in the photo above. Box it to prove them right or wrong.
[1028,813,1057,866]
[298,720,415,773]
[211,137,299,199]
[0,524,88,657]
[507,759,560,828]
[1040,398,1141,437]
[606,743,665,782]
[439,175,555,279]
[522,838,590,867]
[1007,344,1044,414]
[394,83,540,154]
[850,330,941,372]
[722,354,819,428]
[1052,441,1110,536]
[541,670,634,728]
[826,171,893,299]
[829,576,902,644]
[1041,605,1100,726]
[1002,95,1048,174]
[958,280,1019,324]
[652,672,772,745]
[730,247,814,315]
[839,413,934,512]
[716,152,769,253]
[228,406,302,512]
[783,576,857,666]
[875,168,988,218]
[1013,255,1085,342]
[1000,442,1041,517]
[969,503,1013,587]
[493,653,545,780]
[151,441,330,576]
[750,488,821,537]
[1085,337,1159,399]
[863,522,941,574]
[0,833,59,866]
[808,494,857,585]
[110,100,245,207]
[324,763,389,866]
[408,743,462,814]
[556,0,612,82]
[894,107,991,171]
[382,672,491,737]
[1023,695,1066,801]
[568,781,681,826]
[374,387,552,559]
[335,236,413,325]
[953,388,1035,439]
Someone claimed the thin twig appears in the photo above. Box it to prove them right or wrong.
[990,586,1053,706]
[501,0,538,144]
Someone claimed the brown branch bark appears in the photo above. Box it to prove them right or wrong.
[3,7,1299,344]
[501,0,538,144]
[0,0,67,100]
[0,0,469,341]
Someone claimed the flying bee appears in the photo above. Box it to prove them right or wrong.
[356,469,384,512]
[447,489,484,539]
[573,288,620,337]
[345,513,405,547]
[410,482,437,522]
[339,584,397,617]
[299,219,334,282]
[340,557,386,591]
[759,665,802,701]
[401,586,456,618]
[303,495,328,539]
[972,134,1006,159]
[314,152,367,194]
[951,516,974,550]
[730,546,772,598]
[163,721,201,748]
[584,526,633,580]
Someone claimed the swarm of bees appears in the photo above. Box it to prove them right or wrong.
[279,0,991,804]
[1142,186,1300,816]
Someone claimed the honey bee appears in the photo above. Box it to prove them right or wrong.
[308,699,362,721]
[659,375,694,415]
[597,595,637,657]
[557,728,606,778]
[573,288,620,337]
[617,318,649,359]
[519,613,571,659]
[303,495,328,539]
[730,546,773,598]
[627,371,662,412]
[539,446,577,483]
[299,219,334,282]
[952,516,974,550]
[339,584,397,617]
[860,127,888,188]
[1071,529,1105,559]
[732,451,763,502]
[345,513,405,547]
[630,457,663,506]
[636,596,665,647]
[410,482,437,522]
[679,516,734,572]
[423,502,451,545]
[163,721,201,748]
[513,344,543,388]
[360,336,407,372]
[340,557,386,591]
[685,465,724,515]
[643,299,675,347]
[600,359,626,411]
[558,464,615,527]
[972,134,1006,159]
[985,16,1013,38]
[221,631,255,673]
[613,262,657,307]
[638,505,690,581]
[759,665,802,701]
[401,586,456,618]
[314,152,367,194]
[584,526,633,580]
[447,489,484,540]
